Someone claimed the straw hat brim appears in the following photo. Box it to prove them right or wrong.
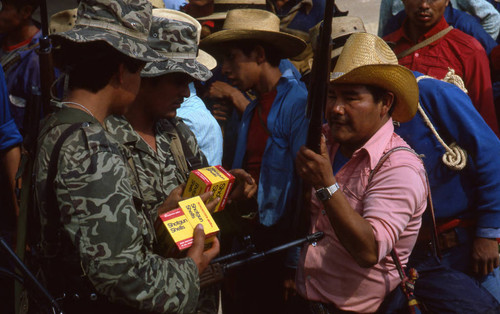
[331,64,418,123]
[197,12,228,21]
[50,25,165,62]
[200,29,306,59]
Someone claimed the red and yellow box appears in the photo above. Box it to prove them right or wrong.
[182,165,235,213]
[160,196,219,251]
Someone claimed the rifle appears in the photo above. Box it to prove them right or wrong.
[15,0,55,312]
[200,231,324,288]
[292,0,335,238]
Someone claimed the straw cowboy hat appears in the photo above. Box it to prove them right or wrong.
[330,32,418,123]
[200,9,307,59]
[141,9,216,81]
[197,0,266,21]
[50,0,164,62]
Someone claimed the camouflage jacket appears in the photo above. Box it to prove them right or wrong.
[105,115,208,216]
[34,107,200,313]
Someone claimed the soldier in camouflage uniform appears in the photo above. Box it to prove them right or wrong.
[105,9,257,313]
[34,1,220,313]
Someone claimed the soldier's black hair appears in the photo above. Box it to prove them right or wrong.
[366,85,396,116]
[53,40,145,94]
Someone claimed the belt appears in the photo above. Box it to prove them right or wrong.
[436,218,475,251]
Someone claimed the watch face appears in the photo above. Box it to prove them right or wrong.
[316,189,330,201]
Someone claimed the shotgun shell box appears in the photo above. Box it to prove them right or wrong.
[160,196,219,251]
[182,165,235,213]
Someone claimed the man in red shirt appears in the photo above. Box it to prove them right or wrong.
[384,0,500,136]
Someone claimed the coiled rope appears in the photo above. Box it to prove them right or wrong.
[415,71,467,171]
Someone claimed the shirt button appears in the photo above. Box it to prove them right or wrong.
[414,52,419,57]
[307,275,311,280]
[321,210,326,215]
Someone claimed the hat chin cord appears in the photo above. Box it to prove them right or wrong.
[415,74,467,171]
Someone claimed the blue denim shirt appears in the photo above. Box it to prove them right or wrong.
[0,65,22,151]
[395,72,500,238]
[232,66,308,227]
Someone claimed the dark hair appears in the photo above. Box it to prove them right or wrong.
[227,40,282,67]
[53,40,145,93]
[366,85,396,116]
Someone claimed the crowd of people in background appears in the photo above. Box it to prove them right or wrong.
[1,0,500,313]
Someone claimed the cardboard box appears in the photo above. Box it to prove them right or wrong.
[182,165,235,213]
[160,196,219,251]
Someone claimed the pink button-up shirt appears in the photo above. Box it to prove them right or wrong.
[296,119,428,313]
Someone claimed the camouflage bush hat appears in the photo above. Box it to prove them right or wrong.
[49,0,164,62]
[141,9,215,81]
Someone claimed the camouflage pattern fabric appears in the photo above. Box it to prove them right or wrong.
[142,16,212,81]
[50,0,164,62]
[105,115,207,216]
[105,115,219,314]
[34,107,200,313]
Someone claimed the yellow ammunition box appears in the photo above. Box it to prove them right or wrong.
[159,208,193,250]
[160,196,219,251]
[182,165,235,212]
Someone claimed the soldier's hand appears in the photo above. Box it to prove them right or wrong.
[157,184,185,216]
[227,169,257,203]
[472,237,500,276]
[187,224,220,275]
[199,191,220,214]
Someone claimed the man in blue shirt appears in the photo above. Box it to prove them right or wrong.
[0,64,22,314]
[0,0,42,133]
[201,8,308,313]
[396,73,500,302]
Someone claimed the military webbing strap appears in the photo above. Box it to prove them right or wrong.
[168,123,207,181]
[40,108,97,257]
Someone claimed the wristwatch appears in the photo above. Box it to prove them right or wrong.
[315,182,340,201]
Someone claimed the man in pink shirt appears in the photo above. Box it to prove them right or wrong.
[294,33,428,313]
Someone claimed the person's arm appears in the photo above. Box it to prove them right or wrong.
[419,77,500,276]
[57,135,218,312]
[462,39,500,136]
[208,81,250,115]
[456,0,500,40]
[1,145,21,215]
[296,137,427,267]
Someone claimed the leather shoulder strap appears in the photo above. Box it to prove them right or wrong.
[396,26,453,59]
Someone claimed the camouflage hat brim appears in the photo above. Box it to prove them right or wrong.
[50,25,165,62]
[141,58,212,81]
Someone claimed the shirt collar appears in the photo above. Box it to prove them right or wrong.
[401,15,449,44]
[326,119,395,171]
[358,118,395,170]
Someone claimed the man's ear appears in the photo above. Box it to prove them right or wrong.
[381,91,395,117]
[109,63,126,89]
[253,45,266,65]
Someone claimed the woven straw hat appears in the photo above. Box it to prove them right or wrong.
[50,0,164,62]
[330,33,418,123]
[197,0,266,21]
[141,9,216,81]
[149,0,165,8]
[200,9,306,59]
